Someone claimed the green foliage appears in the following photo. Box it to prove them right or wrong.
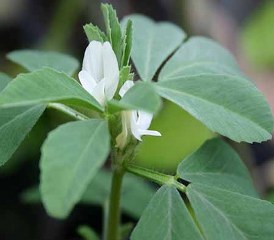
[108,82,161,114]
[0,105,45,166]
[155,37,273,143]
[0,68,101,111]
[177,138,258,197]
[122,19,133,66]
[122,17,273,143]
[77,225,99,240]
[84,23,107,42]
[0,4,274,239]
[101,4,123,67]
[187,184,274,240]
[7,50,79,76]
[131,138,274,239]
[118,65,133,89]
[81,171,155,218]
[0,73,11,91]
[22,170,155,219]
[119,82,161,113]
[40,120,110,218]
[122,15,185,81]
[156,73,272,143]
[131,185,203,240]
[241,1,274,68]
[159,37,241,78]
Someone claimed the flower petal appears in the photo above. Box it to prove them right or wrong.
[83,41,103,82]
[102,42,119,100]
[137,111,153,130]
[130,111,142,140]
[90,78,106,106]
[119,80,134,97]
[138,129,162,137]
[78,70,97,95]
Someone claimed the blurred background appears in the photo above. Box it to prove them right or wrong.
[0,0,274,239]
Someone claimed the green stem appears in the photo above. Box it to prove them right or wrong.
[105,165,124,240]
[47,103,88,121]
[126,164,186,193]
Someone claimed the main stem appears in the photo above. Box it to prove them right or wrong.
[105,165,124,240]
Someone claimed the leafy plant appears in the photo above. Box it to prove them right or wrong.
[1,3,274,240]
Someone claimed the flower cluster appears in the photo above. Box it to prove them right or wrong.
[79,41,161,148]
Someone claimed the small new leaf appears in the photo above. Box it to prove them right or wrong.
[84,23,107,43]
[119,65,132,90]
[122,19,133,66]
[101,3,123,67]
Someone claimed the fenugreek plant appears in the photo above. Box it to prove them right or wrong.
[1,4,274,240]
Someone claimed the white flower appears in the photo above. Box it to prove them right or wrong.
[116,80,161,148]
[78,41,119,106]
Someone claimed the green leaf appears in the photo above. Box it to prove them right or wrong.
[7,50,79,76]
[131,185,203,240]
[0,68,102,111]
[101,3,123,67]
[177,138,258,197]
[24,170,155,219]
[80,169,111,205]
[187,184,274,240]
[0,73,11,92]
[122,19,133,66]
[0,105,45,166]
[156,74,273,143]
[123,14,185,81]
[118,65,133,89]
[77,225,99,240]
[159,37,241,80]
[119,82,161,113]
[84,23,107,42]
[156,37,273,143]
[40,119,110,218]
